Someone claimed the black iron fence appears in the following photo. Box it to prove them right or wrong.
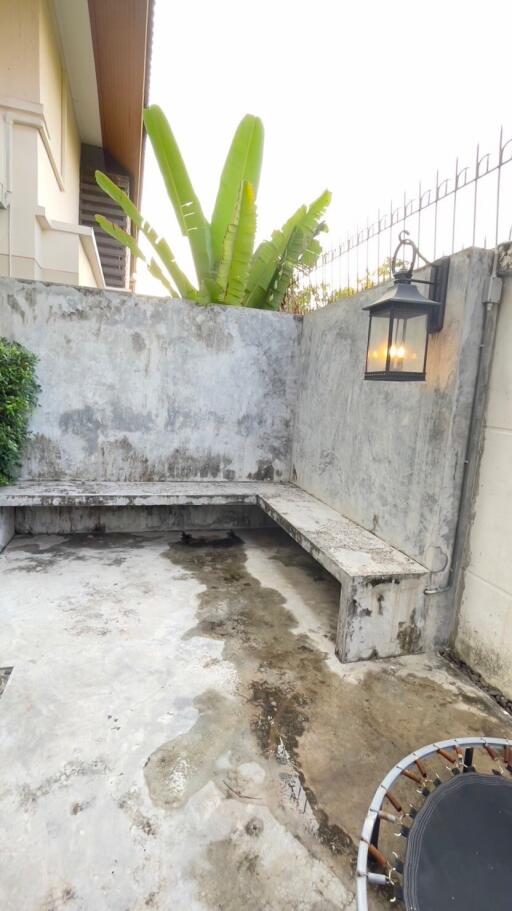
[299,127,512,304]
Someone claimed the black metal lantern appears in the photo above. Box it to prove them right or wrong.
[364,232,449,381]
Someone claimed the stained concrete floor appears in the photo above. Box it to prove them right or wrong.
[1,528,511,911]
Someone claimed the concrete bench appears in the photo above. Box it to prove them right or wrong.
[0,481,428,662]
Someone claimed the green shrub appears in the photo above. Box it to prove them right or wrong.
[0,338,40,485]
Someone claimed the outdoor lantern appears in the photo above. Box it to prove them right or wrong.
[364,231,449,381]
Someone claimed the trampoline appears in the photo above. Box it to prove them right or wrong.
[356,737,512,910]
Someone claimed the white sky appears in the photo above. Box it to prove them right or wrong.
[137,0,512,294]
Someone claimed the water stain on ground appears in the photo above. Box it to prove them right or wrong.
[142,529,512,905]
[4,532,147,573]
[144,690,241,810]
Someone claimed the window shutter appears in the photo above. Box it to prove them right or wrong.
[80,144,131,289]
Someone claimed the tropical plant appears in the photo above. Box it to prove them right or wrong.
[95,106,331,309]
[0,338,40,485]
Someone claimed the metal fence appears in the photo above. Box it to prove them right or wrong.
[299,127,512,304]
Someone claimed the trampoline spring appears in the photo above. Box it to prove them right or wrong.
[484,744,498,760]
[437,747,458,763]
[378,810,397,823]
[415,757,428,777]
[385,791,402,812]
[367,842,389,869]
[402,768,422,785]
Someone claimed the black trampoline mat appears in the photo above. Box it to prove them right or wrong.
[403,772,512,911]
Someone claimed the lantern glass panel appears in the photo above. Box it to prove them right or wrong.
[366,313,390,373]
[389,311,428,374]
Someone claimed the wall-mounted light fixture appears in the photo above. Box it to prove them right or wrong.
[364,231,450,381]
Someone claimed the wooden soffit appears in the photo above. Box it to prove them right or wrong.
[88,0,153,209]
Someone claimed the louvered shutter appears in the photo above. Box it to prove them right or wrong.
[79,144,132,289]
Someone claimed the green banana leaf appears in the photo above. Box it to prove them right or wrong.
[245,191,330,309]
[244,239,281,309]
[95,214,145,261]
[95,171,197,299]
[244,214,304,309]
[95,103,331,309]
[300,235,324,269]
[216,181,257,305]
[268,207,330,308]
[143,105,212,282]
[95,171,142,225]
[95,215,178,296]
[210,115,264,267]
[297,189,332,236]
[267,226,306,310]
[244,204,306,307]
[199,277,224,305]
[147,259,178,296]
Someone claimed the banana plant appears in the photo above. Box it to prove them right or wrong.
[95,105,331,309]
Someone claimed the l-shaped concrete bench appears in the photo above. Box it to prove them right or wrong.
[0,481,429,663]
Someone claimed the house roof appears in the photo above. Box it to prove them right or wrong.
[54,0,153,210]
[87,0,153,210]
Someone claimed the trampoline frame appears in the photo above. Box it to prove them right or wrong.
[356,736,512,910]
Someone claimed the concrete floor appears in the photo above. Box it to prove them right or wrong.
[1,528,511,911]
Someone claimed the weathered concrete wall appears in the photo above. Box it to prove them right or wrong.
[14,504,274,534]
[0,280,302,481]
[292,249,492,643]
[454,267,512,698]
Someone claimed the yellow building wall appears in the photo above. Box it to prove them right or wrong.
[37,0,81,225]
[0,0,40,100]
[0,0,102,286]
[455,273,512,698]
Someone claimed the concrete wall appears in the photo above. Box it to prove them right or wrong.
[0,280,302,482]
[454,268,512,697]
[0,250,499,660]
[292,249,492,583]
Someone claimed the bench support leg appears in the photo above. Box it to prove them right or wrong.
[335,573,427,662]
[0,508,14,552]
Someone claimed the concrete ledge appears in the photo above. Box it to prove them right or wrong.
[0,481,428,661]
[0,480,276,508]
[257,486,425,582]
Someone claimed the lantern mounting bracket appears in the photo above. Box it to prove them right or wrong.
[427,256,450,332]
[392,231,449,333]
